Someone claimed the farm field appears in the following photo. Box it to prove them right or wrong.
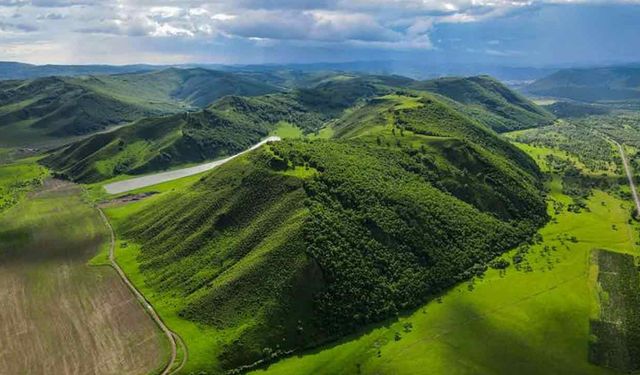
[251,142,638,375]
[0,170,167,374]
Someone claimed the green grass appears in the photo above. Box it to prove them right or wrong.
[270,122,304,139]
[0,157,48,213]
[253,143,637,375]
[103,156,314,373]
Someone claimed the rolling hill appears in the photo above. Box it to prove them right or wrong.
[42,74,552,183]
[412,75,555,132]
[0,68,282,147]
[525,65,640,102]
[94,81,549,373]
[40,75,398,182]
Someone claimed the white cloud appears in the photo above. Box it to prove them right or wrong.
[0,0,639,63]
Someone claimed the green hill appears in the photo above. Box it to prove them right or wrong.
[42,74,552,184]
[103,88,547,373]
[0,68,281,147]
[526,66,640,102]
[412,76,555,132]
[41,76,397,182]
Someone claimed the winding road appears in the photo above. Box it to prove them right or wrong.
[97,208,186,375]
[104,136,281,194]
[613,140,640,215]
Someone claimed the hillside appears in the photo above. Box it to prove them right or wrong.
[526,66,640,102]
[0,68,281,147]
[41,76,397,182]
[103,88,548,373]
[412,76,555,132]
[42,74,552,183]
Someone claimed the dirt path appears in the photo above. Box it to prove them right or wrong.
[0,180,164,374]
[104,136,281,194]
[614,140,640,215]
[97,208,187,374]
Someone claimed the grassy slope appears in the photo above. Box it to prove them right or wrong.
[412,75,555,132]
[40,76,395,183]
[0,157,47,212]
[0,68,281,147]
[255,141,637,375]
[101,89,547,373]
[42,75,553,185]
[104,154,320,374]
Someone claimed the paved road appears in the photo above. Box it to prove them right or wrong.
[614,140,640,216]
[97,208,186,375]
[104,136,281,194]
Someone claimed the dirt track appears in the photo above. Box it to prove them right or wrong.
[0,181,164,374]
[614,140,640,215]
[97,207,187,374]
[104,136,280,194]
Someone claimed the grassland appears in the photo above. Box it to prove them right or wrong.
[0,157,47,213]
[252,140,638,375]
[0,172,167,374]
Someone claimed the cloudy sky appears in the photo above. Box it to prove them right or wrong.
[0,0,639,66]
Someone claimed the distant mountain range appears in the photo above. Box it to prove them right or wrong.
[0,61,163,80]
[525,65,640,103]
[0,60,559,82]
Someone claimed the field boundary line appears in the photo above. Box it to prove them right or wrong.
[97,207,187,375]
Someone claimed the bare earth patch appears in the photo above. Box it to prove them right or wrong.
[0,180,165,375]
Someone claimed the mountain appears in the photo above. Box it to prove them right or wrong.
[42,74,552,182]
[0,61,161,80]
[218,61,556,81]
[412,75,555,132]
[41,75,397,182]
[525,66,640,102]
[0,68,282,147]
[110,89,547,373]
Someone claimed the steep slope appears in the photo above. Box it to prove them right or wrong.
[42,74,552,183]
[413,76,555,132]
[0,68,281,147]
[0,77,160,140]
[526,66,640,102]
[109,90,547,373]
[42,76,395,182]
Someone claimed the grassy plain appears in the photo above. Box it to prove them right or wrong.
[0,174,167,374]
[0,157,47,213]
[252,143,638,375]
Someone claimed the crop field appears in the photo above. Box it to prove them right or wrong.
[0,178,166,374]
[252,142,639,375]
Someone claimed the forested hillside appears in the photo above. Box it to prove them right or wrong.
[0,68,281,147]
[413,76,555,132]
[109,86,548,373]
[42,74,551,184]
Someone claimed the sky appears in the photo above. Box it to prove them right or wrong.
[0,0,639,66]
